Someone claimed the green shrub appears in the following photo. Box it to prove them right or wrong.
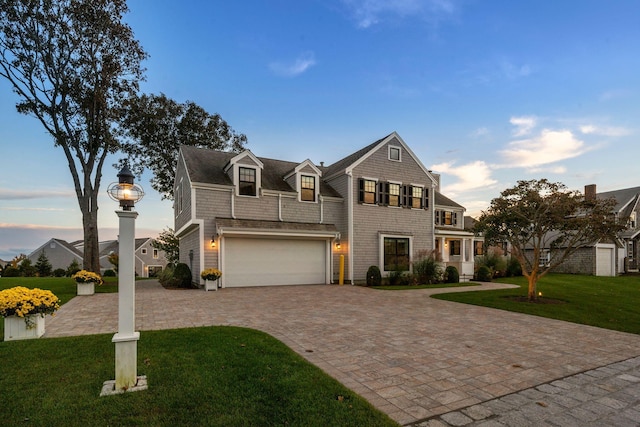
[366,266,382,286]
[388,268,405,286]
[157,264,175,287]
[476,265,492,282]
[413,255,442,284]
[66,259,81,277]
[103,269,116,277]
[172,263,194,288]
[53,268,66,277]
[444,266,459,283]
[2,266,20,277]
[506,257,523,277]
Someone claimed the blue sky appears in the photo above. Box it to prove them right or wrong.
[1,0,639,260]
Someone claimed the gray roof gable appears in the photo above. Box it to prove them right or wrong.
[435,191,463,209]
[180,146,342,198]
[597,186,640,213]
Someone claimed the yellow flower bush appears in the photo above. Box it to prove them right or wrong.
[0,287,60,327]
[200,268,222,281]
[72,270,104,285]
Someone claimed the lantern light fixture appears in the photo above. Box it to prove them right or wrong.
[107,165,145,211]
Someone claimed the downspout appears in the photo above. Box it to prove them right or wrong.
[347,171,354,284]
[278,193,283,221]
[231,191,236,219]
[319,194,324,224]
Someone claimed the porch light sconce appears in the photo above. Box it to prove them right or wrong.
[335,233,341,250]
[210,237,216,248]
[335,241,341,250]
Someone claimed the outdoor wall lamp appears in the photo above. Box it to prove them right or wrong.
[210,237,217,248]
[335,233,341,249]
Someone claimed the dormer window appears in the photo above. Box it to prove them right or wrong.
[239,167,257,196]
[301,175,316,202]
[224,150,264,198]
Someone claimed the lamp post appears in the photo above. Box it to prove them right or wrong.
[102,165,146,395]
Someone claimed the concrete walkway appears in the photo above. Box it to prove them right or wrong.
[45,281,640,425]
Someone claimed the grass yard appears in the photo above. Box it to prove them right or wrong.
[0,326,397,427]
[372,282,478,291]
[432,274,640,334]
[0,277,119,341]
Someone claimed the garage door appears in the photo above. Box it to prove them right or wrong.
[224,238,327,287]
[596,247,614,276]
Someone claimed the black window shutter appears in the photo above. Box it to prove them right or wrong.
[358,178,364,203]
[435,210,440,225]
[407,185,413,208]
[424,188,429,209]
[453,212,458,226]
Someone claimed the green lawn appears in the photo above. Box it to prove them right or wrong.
[0,326,397,427]
[432,274,640,334]
[372,282,478,291]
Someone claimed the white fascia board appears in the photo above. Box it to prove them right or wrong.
[225,150,264,172]
[434,229,475,238]
[217,228,338,239]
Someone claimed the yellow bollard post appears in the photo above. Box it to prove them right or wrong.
[339,254,344,285]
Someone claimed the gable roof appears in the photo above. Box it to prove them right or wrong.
[435,191,464,209]
[323,132,438,186]
[597,186,640,214]
[180,146,341,197]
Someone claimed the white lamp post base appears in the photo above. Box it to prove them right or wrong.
[100,375,148,396]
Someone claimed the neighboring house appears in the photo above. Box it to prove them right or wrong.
[548,184,638,277]
[27,237,168,277]
[174,131,478,287]
[591,184,640,274]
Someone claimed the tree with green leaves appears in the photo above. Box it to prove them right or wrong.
[152,227,179,265]
[0,0,147,273]
[476,179,624,301]
[119,93,247,200]
[34,251,53,277]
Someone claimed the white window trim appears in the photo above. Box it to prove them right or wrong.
[409,184,424,210]
[236,165,261,198]
[141,248,147,255]
[387,181,402,208]
[298,173,320,203]
[388,145,402,162]
[379,234,413,273]
[361,177,379,205]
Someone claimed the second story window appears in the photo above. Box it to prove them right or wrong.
[388,183,401,207]
[359,179,377,204]
[301,175,315,202]
[239,167,256,196]
[411,186,423,209]
[436,210,458,226]
[153,249,159,259]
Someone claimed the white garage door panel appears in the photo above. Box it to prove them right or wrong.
[596,247,613,276]
[225,238,326,287]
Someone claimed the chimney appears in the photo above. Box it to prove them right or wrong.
[584,184,596,201]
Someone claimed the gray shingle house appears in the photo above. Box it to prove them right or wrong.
[175,132,479,287]
[27,237,168,277]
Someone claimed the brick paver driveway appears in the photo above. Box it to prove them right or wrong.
[45,281,640,425]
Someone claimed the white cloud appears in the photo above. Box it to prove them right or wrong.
[499,129,586,168]
[510,116,537,137]
[0,188,73,200]
[430,160,497,194]
[269,51,316,77]
[470,127,489,138]
[579,124,631,137]
[342,0,455,28]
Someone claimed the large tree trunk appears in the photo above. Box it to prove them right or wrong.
[79,193,101,273]
[527,275,537,301]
